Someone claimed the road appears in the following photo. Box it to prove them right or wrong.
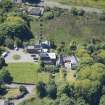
[44,1,104,14]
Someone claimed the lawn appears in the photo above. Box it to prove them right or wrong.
[7,63,49,84]
[47,0,105,9]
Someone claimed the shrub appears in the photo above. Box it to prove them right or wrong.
[36,81,47,98]
[43,11,54,20]
[71,7,78,16]
[19,86,28,94]
[44,65,59,73]
[5,38,14,49]
[78,9,85,16]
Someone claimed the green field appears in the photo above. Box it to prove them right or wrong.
[45,15,105,44]
[47,0,105,8]
[7,63,49,84]
[30,10,105,45]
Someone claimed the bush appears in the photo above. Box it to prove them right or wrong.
[36,81,47,98]
[19,86,28,94]
[71,7,78,16]
[78,9,85,16]
[0,57,6,69]
[0,68,13,84]
[44,65,59,73]
[5,38,14,49]
[43,11,54,20]
[47,80,57,99]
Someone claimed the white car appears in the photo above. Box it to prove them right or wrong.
[1,51,9,58]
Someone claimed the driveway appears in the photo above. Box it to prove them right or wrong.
[0,100,4,105]
[5,49,34,63]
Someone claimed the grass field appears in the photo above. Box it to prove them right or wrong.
[44,15,105,44]
[7,63,49,84]
[47,0,105,9]
[30,11,105,46]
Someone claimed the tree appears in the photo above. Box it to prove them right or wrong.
[0,16,33,42]
[71,8,78,16]
[5,38,14,49]
[0,84,7,95]
[39,60,45,72]
[47,80,57,99]
[70,41,77,54]
[57,42,65,55]
[0,0,13,12]
[96,50,105,64]
[102,86,105,95]
[87,43,96,54]
[42,98,55,105]
[75,97,89,105]
[19,85,28,95]
[99,95,105,105]
[59,67,66,81]
[0,68,13,84]
[78,9,85,16]
[59,94,75,105]
[36,81,47,98]
[74,63,105,105]
[14,37,22,48]
[0,57,6,69]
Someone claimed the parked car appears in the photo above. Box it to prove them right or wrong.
[33,57,39,61]
[1,51,9,58]
[31,54,36,57]
[15,47,19,51]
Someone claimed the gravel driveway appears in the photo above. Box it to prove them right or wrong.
[5,49,34,63]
